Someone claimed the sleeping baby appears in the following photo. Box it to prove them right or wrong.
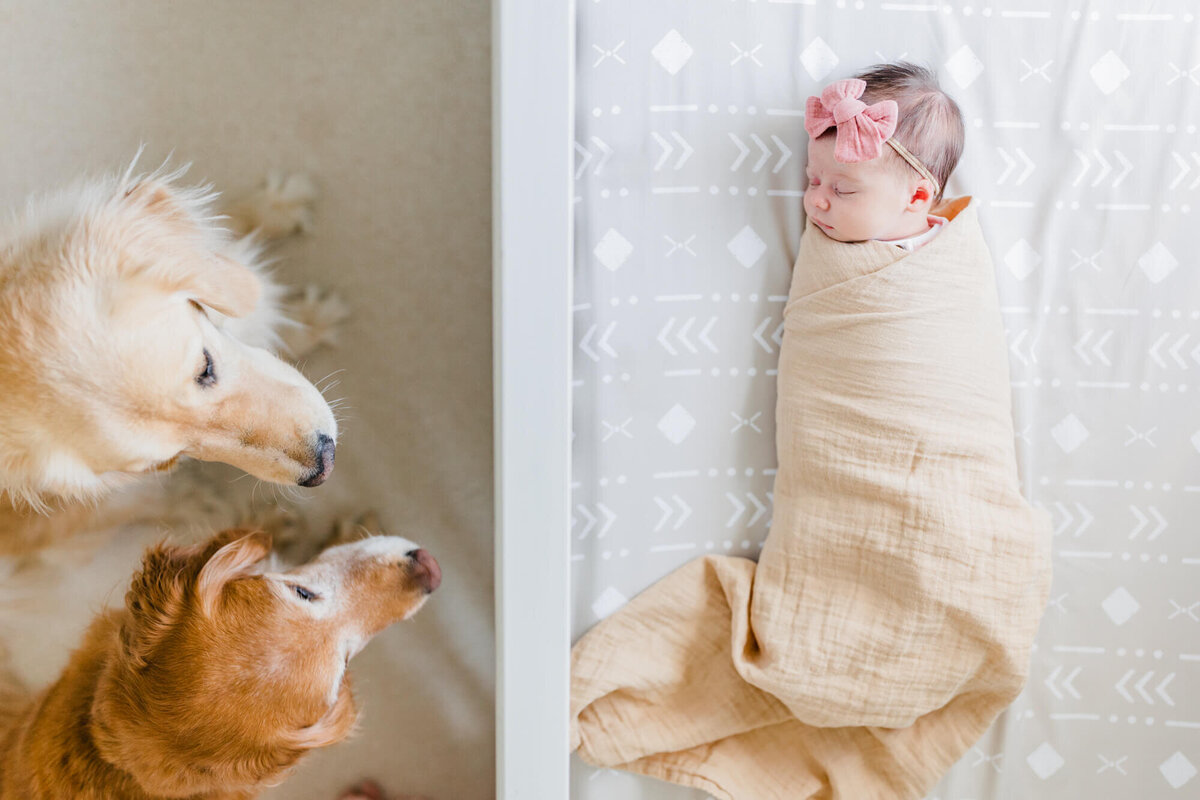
[569,61,1051,799]
[803,63,962,250]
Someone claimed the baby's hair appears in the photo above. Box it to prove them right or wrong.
[852,62,964,202]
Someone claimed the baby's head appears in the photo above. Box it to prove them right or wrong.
[803,62,964,243]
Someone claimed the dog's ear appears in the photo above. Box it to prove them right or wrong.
[122,541,203,670]
[180,253,262,319]
[122,528,271,667]
[122,179,262,318]
[196,530,273,616]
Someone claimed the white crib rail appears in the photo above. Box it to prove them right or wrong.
[493,1,575,798]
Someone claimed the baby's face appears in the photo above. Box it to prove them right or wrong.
[803,135,923,243]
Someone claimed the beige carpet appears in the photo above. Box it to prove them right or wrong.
[0,2,493,798]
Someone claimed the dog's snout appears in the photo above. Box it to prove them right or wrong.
[298,433,336,487]
[406,548,442,593]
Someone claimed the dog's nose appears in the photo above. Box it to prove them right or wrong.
[406,548,442,593]
[298,433,336,487]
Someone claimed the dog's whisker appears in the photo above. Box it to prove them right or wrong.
[314,369,347,394]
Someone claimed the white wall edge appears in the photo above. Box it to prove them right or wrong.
[493,1,574,798]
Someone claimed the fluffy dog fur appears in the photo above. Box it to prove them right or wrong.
[0,521,440,799]
[0,158,338,508]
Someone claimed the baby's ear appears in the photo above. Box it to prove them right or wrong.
[907,180,938,213]
[196,529,273,616]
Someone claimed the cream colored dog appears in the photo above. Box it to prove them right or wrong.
[0,160,337,508]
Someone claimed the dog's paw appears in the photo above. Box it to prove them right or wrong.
[338,781,385,800]
[337,780,431,800]
[225,171,318,239]
[279,285,350,358]
[246,506,309,551]
[324,511,385,549]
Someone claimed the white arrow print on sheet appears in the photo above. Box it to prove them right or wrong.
[575,503,617,540]
[1073,330,1113,367]
[591,41,626,68]
[731,412,762,433]
[726,492,771,527]
[658,317,718,355]
[1115,670,1175,705]
[573,137,613,180]
[729,134,792,173]
[1044,665,1082,700]
[1070,250,1102,272]
[1052,502,1094,538]
[1019,59,1053,82]
[1073,150,1133,188]
[1169,600,1200,621]
[579,323,618,362]
[1149,333,1190,369]
[730,42,764,67]
[664,234,697,257]
[652,132,695,171]
[653,495,693,532]
[1123,427,1157,448]
[1128,506,1168,540]
[969,748,1004,773]
[1167,63,1200,86]
[996,147,1036,185]
[1008,328,1040,366]
[1169,152,1200,190]
[752,317,786,353]
[600,419,633,442]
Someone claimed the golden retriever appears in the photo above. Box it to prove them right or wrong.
[0,159,338,508]
[0,521,440,799]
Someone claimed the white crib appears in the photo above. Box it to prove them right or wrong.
[496,0,1200,798]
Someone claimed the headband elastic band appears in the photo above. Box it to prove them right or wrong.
[886,138,941,196]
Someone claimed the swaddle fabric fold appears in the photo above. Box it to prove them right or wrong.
[571,198,1052,799]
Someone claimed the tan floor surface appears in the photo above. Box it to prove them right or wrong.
[0,3,493,798]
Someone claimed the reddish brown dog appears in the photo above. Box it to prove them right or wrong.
[0,526,440,799]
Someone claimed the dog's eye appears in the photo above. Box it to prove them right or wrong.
[196,349,217,388]
[292,584,318,602]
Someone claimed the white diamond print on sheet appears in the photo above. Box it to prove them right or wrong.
[572,1,1200,798]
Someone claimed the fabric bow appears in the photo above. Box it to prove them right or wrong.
[805,78,899,163]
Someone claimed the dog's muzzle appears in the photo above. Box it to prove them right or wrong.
[298,433,336,487]
[406,548,442,593]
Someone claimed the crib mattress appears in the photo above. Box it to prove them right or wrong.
[572,1,1200,797]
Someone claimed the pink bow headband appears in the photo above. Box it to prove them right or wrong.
[805,78,940,195]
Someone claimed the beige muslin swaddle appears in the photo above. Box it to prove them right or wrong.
[570,198,1052,799]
